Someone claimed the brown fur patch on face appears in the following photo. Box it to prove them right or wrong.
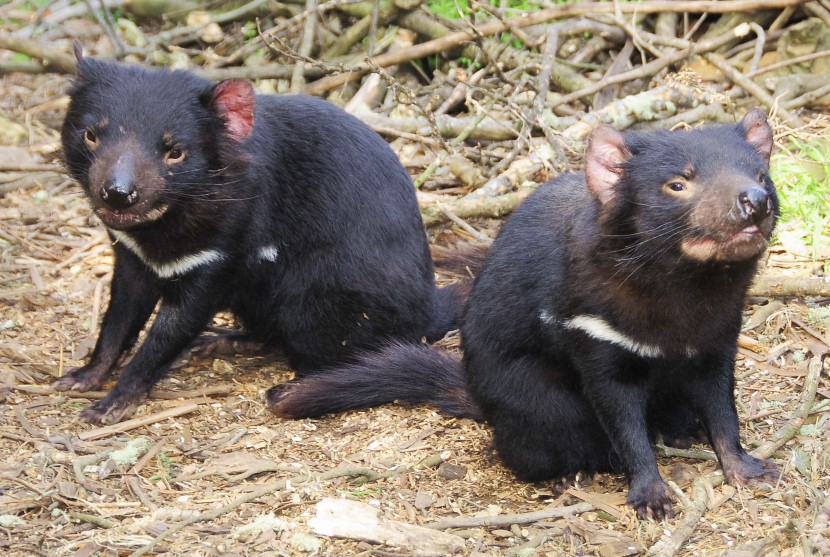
[680,237,719,261]
[87,136,169,230]
[681,227,769,262]
[680,170,774,262]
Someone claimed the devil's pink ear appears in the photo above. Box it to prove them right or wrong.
[585,125,629,205]
[739,108,773,164]
[210,79,255,143]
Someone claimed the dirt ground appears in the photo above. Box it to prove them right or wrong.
[1,71,829,557]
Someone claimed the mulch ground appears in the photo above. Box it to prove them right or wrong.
[1,52,829,557]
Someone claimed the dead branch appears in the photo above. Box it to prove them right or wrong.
[647,103,731,129]
[0,34,76,73]
[552,24,755,109]
[704,52,802,127]
[290,0,320,94]
[420,188,534,228]
[746,49,830,78]
[0,60,51,75]
[220,0,366,67]
[310,498,466,555]
[465,82,721,200]
[304,0,809,95]
[749,276,830,298]
[560,82,725,142]
[356,112,520,141]
[783,82,830,110]
[394,9,595,93]
[194,64,326,81]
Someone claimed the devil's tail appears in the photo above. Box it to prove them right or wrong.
[265,341,482,420]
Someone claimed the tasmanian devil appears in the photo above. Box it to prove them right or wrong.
[57,45,467,424]
[270,109,781,519]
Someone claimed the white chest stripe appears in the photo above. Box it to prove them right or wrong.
[111,230,225,279]
[562,314,665,359]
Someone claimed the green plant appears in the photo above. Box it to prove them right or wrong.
[458,55,482,68]
[149,451,174,481]
[336,486,382,499]
[426,0,470,19]
[242,21,257,40]
[426,0,541,20]
[770,133,830,257]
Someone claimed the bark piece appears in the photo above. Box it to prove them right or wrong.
[309,497,465,556]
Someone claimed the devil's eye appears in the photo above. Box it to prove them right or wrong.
[83,129,98,149]
[758,171,767,183]
[165,146,185,165]
[667,182,685,192]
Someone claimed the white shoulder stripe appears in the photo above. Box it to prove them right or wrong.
[563,314,665,358]
[110,230,225,278]
[258,245,279,262]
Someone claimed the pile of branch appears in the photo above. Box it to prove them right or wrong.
[1,0,829,228]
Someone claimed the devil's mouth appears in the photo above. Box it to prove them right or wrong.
[681,225,769,262]
[728,224,765,242]
[95,203,170,230]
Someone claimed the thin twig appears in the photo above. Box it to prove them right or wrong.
[79,402,200,441]
[291,0,319,94]
[745,49,830,78]
[704,52,802,128]
[424,502,593,530]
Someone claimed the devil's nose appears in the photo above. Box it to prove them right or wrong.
[100,155,139,210]
[737,186,772,223]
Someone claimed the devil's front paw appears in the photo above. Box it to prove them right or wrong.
[722,453,780,486]
[53,364,110,392]
[627,478,676,520]
[77,393,143,424]
[551,471,593,496]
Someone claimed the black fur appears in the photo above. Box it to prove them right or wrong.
[57,50,463,423]
[273,111,781,520]
[268,341,480,419]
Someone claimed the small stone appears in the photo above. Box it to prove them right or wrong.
[200,23,224,44]
[57,481,78,499]
[414,490,435,510]
[436,462,467,480]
